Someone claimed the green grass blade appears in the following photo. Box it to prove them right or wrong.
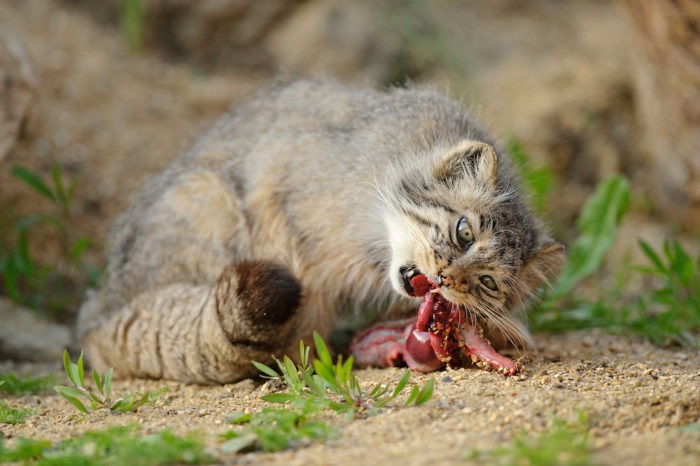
[341,356,354,380]
[312,360,340,393]
[103,368,113,399]
[92,370,104,396]
[0,372,57,395]
[0,401,37,425]
[11,166,56,202]
[226,412,252,424]
[312,332,333,367]
[62,350,78,386]
[391,370,411,399]
[302,342,311,368]
[282,356,301,389]
[69,237,92,262]
[414,378,434,405]
[404,385,420,406]
[54,388,88,413]
[110,399,125,412]
[122,0,145,52]
[131,393,151,411]
[15,223,35,274]
[638,240,667,274]
[371,384,390,400]
[549,175,630,300]
[76,352,85,386]
[252,361,280,378]
[85,391,104,407]
[368,383,385,398]
[2,255,21,302]
[51,165,70,214]
[261,393,300,404]
[53,385,84,399]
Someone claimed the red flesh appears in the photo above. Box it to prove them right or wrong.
[350,274,522,375]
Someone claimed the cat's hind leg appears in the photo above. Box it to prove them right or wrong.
[78,169,305,383]
[82,260,302,384]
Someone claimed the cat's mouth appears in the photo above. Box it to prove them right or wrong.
[399,266,433,297]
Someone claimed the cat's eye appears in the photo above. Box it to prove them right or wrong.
[456,217,474,249]
[480,275,497,291]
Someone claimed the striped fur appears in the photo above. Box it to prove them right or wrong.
[77,78,564,383]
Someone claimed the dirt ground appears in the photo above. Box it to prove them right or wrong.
[3,331,699,465]
[1,1,699,465]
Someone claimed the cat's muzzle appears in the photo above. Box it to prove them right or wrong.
[399,265,433,297]
[399,266,420,296]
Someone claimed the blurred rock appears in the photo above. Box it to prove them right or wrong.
[0,298,72,362]
[0,25,36,162]
[266,0,406,84]
[63,0,408,83]
[64,0,304,68]
[142,0,304,69]
[623,0,700,231]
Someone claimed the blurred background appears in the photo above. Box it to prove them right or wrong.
[1,0,698,361]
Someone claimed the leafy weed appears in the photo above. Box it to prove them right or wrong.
[221,332,434,453]
[0,425,216,465]
[222,404,334,453]
[122,0,146,53]
[508,137,555,213]
[0,401,36,425]
[54,350,166,414]
[470,412,594,466]
[254,331,434,415]
[0,165,99,315]
[0,371,57,395]
[624,240,700,347]
[530,175,631,331]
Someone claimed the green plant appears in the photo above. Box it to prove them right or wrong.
[472,412,593,466]
[0,425,216,465]
[54,350,165,414]
[549,175,630,301]
[0,371,57,395]
[624,240,700,347]
[220,333,434,453]
[254,332,434,416]
[0,165,99,314]
[378,0,467,80]
[0,401,36,425]
[222,404,334,453]
[122,0,145,53]
[530,175,631,331]
[508,137,555,213]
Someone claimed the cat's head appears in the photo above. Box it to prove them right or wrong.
[382,139,565,347]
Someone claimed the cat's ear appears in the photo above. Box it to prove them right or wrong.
[521,237,567,293]
[435,141,498,188]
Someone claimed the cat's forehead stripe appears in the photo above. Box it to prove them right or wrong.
[401,207,434,229]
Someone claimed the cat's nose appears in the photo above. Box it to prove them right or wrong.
[437,273,454,288]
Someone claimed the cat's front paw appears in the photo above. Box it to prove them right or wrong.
[215,261,301,341]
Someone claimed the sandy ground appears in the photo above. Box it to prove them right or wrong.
[0,1,699,465]
[2,331,699,465]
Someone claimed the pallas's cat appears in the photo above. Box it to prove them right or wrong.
[77,79,565,383]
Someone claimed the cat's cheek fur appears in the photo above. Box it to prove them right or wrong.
[520,240,567,294]
[384,212,417,296]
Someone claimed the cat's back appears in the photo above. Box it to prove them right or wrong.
[184,78,487,175]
